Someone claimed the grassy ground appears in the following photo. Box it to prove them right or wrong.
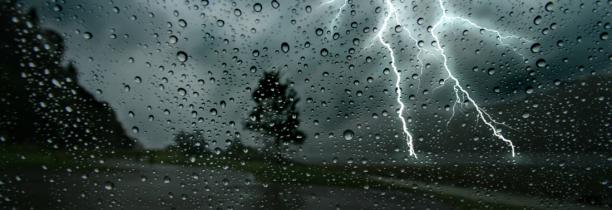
[1,145,82,169]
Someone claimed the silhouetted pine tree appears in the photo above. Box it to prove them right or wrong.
[245,71,305,163]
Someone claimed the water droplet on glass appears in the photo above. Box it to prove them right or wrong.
[178,88,186,96]
[271,0,279,9]
[169,35,178,44]
[343,130,354,140]
[536,59,546,68]
[83,32,93,39]
[281,42,290,53]
[556,40,564,47]
[315,28,323,36]
[253,3,262,12]
[234,9,242,16]
[530,43,541,53]
[53,5,62,12]
[104,181,114,190]
[320,48,328,56]
[545,2,554,12]
[487,68,496,75]
[394,25,402,33]
[416,17,424,25]
[178,19,187,28]
[177,51,188,62]
[533,16,542,25]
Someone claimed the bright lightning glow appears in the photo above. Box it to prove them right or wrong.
[325,0,525,158]
[322,0,349,33]
[441,14,531,62]
[321,0,338,5]
[375,0,417,158]
[388,4,430,90]
[331,0,348,32]
[431,0,516,157]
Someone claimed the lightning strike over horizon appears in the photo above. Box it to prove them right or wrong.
[323,0,528,158]
[430,0,520,157]
[374,0,417,158]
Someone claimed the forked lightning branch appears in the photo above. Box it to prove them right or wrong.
[323,0,532,158]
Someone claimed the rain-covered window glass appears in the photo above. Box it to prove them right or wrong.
[1,0,611,209]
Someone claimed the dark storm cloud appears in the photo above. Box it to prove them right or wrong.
[22,0,610,162]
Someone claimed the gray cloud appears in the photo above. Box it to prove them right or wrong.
[23,0,611,162]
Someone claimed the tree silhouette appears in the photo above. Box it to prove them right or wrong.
[246,71,305,163]
[0,1,134,151]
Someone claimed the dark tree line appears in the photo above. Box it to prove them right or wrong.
[0,1,134,151]
[172,130,208,155]
[172,129,265,161]
[172,71,306,164]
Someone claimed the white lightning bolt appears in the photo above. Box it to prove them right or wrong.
[431,0,517,157]
[374,0,417,158]
[439,11,530,63]
[321,0,339,5]
[388,3,430,91]
[322,0,349,33]
[325,0,525,158]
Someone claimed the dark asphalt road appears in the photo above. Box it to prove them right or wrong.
[1,161,451,209]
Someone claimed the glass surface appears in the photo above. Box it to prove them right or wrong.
[1,0,610,209]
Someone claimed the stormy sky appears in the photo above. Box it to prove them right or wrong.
[20,0,611,163]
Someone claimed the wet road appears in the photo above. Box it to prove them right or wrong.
[2,161,451,209]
